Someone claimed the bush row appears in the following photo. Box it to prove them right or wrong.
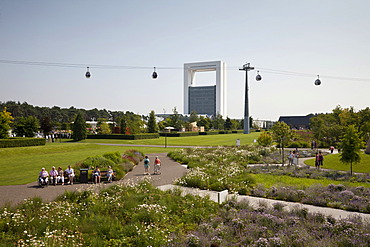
[159,132,199,137]
[159,130,242,137]
[73,150,144,181]
[87,133,159,140]
[0,138,46,148]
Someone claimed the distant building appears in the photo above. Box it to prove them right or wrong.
[184,61,227,117]
[278,114,314,129]
[253,119,276,129]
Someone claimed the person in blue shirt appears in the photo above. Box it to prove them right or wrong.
[143,156,150,175]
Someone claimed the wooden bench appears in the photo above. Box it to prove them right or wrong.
[93,170,116,183]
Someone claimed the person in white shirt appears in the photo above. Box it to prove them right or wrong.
[65,165,75,185]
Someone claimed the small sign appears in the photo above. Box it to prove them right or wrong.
[236,139,240,147]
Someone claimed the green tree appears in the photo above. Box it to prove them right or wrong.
[212,113,224,130]
[339,125,364,175]
[40,116,53,135]
[72,112,87,141]
[189,111,199,123]
[271,121,295,165]
[119,116,127,134]
[125,112,144,134]
[231,119,241,130]
[358,107,370,142]
[257,131,273,147]
[0,107,14,138]
[147,110,158,133]
[169,107,183,130]
[224,117,232,130]
[13,116,39,137]
[98,122,111,134]
[198,116,211,131]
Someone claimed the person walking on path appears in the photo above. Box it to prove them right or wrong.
[315,151,324,169]
[154,156,161,175]
[292,150,299,165]
[288,151,293,166]
[143,156,150,175]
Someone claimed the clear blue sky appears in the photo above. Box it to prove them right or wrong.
[1,0,369,120]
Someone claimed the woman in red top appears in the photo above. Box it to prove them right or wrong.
[154,156,161,175]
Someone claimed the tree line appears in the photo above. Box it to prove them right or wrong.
[0,101,245,139]
[309,105,370,147]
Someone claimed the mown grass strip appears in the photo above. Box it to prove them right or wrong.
[304,153,370,173]
[252,173,370,189]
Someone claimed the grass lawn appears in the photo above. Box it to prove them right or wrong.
[0,133,260,186]
[252,173,370,189]
[81,132,261,146]
[0,142,175,186]
[304,153,370,173]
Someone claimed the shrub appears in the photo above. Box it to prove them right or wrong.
[122,161,135,173]
[80,156,116,169]
[87,133,159,140]
[122,150,142,165]
[199,131,219,135]
[159,132,199,137]
[0,137,46,148]
[124,149,144,161]
[103,151,122,164]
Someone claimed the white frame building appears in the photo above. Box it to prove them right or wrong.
[184,61,227,117]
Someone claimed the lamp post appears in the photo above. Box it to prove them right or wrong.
[239,63,255,134]
[164,126,174,148]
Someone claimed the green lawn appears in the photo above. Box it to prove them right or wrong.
[253,173,370,189]
[0,133,260,186]
[81,132,261,146]
[304,152,370,173]
[0,142,175,186]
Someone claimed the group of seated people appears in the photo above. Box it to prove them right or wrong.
[38,165,75,186]
[38,165,114,186]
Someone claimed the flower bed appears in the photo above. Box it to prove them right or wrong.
[169,146,370,213]
[1,181,369,246]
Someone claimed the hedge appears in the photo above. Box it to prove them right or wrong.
[159,132,199,137]
[87,134,159,140]
[199,131,219,135]
[0,138,46,148]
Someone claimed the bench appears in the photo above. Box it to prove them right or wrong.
[92,170,116,183]
[46,172,72,185]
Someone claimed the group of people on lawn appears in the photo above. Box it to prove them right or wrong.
[38,165,114,185]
